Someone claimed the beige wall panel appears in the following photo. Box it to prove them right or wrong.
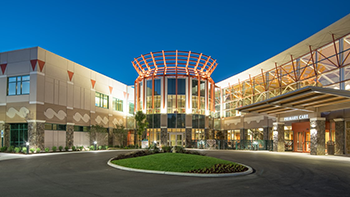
[243,115,268,129]
[74,73,90,90]
[0,53,8,64]
[46,51,67,68]
[161,114,167,127]
[45,63,66,81]
[109,114,124,128]
[66,109,73,123]
[80,88,85,109]
[73,86,81,108]
[84,90,90,111]
[5,103,35,123]
[7,61,31,76]
[45,78,54,103]
[95,73,109,94]
[67,84,74,108]
[42,104,67,124]
[74,132,90,147]
[44,130,66,149]
[222,117,242,130]
[36,74,45,103]
[71,108,90,126]
[54,80,59,105]
[90,91,96,111]
[7,49,31,63]
[0,106,5,121]
[30,48,38,60]
[0,77,7,104]
[6,95,30,103]
[91,112,109,127]
[29,74,37,103]
[186,114,192,128]
[67,61,74,72]
[36,104,46,121]
[59,82,67,106]
[37,47,46,62]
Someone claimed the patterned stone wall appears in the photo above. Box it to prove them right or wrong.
[4,124,10,147]
[161,128,167,146]
[263,127,270,140]
[310,118,325,155]
[66,125,74,149]
[240,129,247,140]
[204,129,209,140]
[28,121,45,150]
[334,119,344,155]
[346,122,350,154]
[108,128,113,147]
[273,123,284,152]
[185,128,192,148]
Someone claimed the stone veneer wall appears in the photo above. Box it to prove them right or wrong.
[28,121,45,150]
[66,125,74,149]
[310,118,325,155]
[240,129,247,140]
[334,119,344,155]
[108,128,113,147]
[161,128,167,146]
[204,129,209,140]
[185,128,192,148]
[4,124,10,147]
[273,123,284,152]
[346,121,350,154]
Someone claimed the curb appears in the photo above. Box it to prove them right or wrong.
[107,158,253,178]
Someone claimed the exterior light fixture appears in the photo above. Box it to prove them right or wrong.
[26,142,29,154]
[94,141,97,150]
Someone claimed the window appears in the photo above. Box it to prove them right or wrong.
[167,114,185,128]
[45,124,66,131]
[10,123,28,147]
[95,92,109,109]
[8,75,30,95]
[129,103,134,114]
[192,114,205,128]
[113,98,123,112]
[147,114,160,128]
[74,126,90,132]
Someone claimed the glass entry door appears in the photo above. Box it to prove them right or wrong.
[295,131,310,152]
[169,133,183,147]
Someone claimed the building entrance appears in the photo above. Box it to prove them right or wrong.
[292,122,310,153]
[169,133,184,147]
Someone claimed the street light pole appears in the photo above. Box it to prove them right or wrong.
[26,142,29,154]
[94,141,97,150]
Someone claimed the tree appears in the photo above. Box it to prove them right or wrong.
[135,111,148,148]
[113,124,128,147]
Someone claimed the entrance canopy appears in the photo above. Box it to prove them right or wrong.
[236,86,350,115]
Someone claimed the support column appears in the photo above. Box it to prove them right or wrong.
[273,122,284,152]
[66,124,74,149]
[27,120,45,150]
[240,128,247,140]
[204,128,209,140]
[4,123,10,147]
[310,117,326,155]
[223,130,228,140]
[160,128,167,147]
[108,127,114,147]
[263,126,270,140]
[334,118,345,155]
[185,128,192,148]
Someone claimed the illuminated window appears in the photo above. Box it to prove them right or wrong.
[95,92,109,109]
[113,98,123,112]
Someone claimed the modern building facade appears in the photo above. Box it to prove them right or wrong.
[0,47,134,150]
[1,14,350,155]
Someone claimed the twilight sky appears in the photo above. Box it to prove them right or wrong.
[1,0,349,85]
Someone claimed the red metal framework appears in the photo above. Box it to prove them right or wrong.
[132,50,218,81]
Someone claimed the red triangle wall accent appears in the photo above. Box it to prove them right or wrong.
[0,64,7,74]
[109,86,113,94]
[37,60,45,72]
[67,71,74,81]
[91,79,96,88]
[30,60,37,71]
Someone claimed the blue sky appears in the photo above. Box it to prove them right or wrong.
[1,0,350,85]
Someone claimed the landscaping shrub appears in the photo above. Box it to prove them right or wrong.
[30,148,35,153]
[1,146,7,152]
[105,145,109,150]
[14,147,21,153]
[36,148,41,153]
[22,147,27,153]
[112,150,155,161]
[162,146,172,153]
[52,146,57,152]
[98,145,102,150]
[65,146,69,151]
[72,146,76,151]
[90,145,94,150]
[7,146,14,153]
[45,148,49,153]
[187,163,248,174]
[59,146,63,151]
[175,146,184,153]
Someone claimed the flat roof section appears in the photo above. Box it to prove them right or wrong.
[236,86,350,115]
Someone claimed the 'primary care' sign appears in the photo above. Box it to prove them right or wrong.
[283,114,309,122]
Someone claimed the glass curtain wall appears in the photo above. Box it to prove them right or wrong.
[167,78,185,113]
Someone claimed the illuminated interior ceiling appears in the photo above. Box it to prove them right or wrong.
[132,50,218,82]
[236,86,350,115]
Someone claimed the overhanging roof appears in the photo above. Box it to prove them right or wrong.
[236,86,350,115]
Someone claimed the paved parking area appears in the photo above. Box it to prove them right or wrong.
[0,150,349,197]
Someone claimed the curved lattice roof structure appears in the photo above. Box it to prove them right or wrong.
[132,50,218,80]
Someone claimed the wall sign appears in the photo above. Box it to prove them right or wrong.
[283,114,309,122]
